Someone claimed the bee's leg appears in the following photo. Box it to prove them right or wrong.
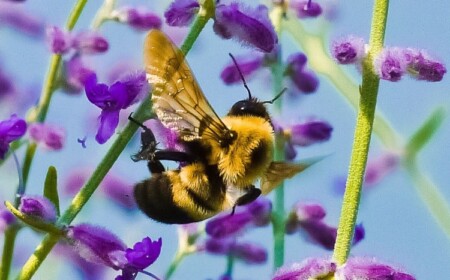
[147,160,165,174]
[147,150,196,175]
[231,186,262,215]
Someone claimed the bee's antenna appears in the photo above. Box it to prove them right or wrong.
[229,53,253,99]
[262,87,287,104]
[128,113,148,130]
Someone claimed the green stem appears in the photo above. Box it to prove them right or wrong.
[165,251,187,280]
[332,0,389,265]
[225,253,235,276]
[91,0,117,30]
[16,6,214,279]
[0,225,20,280]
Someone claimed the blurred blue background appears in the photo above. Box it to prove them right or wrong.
[1,0,449,279]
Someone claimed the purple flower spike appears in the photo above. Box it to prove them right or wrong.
[374,47,408,82]
[220,53,264,84]
[29,123,66,151]
[46,26,72,54]
[231,242,267,264]
[336,257,416,280]
[85,72,146,144]
[0,114,27,159]
[331,35,366,64]
[124,237,162,270]
[164,0,200,27]
[290,0,323,19]
[19,195,57,222]
[73,31,109,54]
[67,223,127,269]
[206,211,253,238]
[114,7,162,31]
[273,258,336,280]
[288,120,333,147]
[214,3,277,53]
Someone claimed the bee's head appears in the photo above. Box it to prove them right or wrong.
[226,53,286,120]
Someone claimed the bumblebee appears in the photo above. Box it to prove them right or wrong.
[132,30,307,224]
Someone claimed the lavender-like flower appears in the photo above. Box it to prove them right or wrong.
[289,0,323,19]
[113,7,162,31]
[288,120,333,147]
[0,114,27,159]
[164,0,200,27]
[28,123,66,151]
[335,257,416,280]
[404,48,446,82]
[0,3,45,37]
[204,238,267,264]
[285,53,319,94]
[85,71,147,144]
[46,26,72,54]
[273,257,336,280]
[19,195,57,222]
[220,53,264,84]
[331,35,366,64]
[61,55,95,94]
[214,3,277,53]
[374,47,408,82]
[73,31,109,54]
[364,151,400,186]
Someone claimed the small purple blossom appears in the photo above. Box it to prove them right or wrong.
[273,257,336,280]
[335,257,416,280]
[61,55,95,94]
[285,53,319,93]
[331,35,366,64]
[0,3,45,37]
[220,53,264,84]
[404,48,446,82]
[0,67,14,97]
[205,238,267,264]
[214,3,277,53]
[288,120,333,147]
[206,211,253,238]
[124,237,162,270]
[46,26,72,54]
[113,7,162,31]
[0,209,16,232]
[374,47,408,82]
[0,114,27,159]
[19,195,57,222]
[164,0,200,27]
[28,123,66,151]
[73,31,109,54]
[146,119,184,152]
[85,71,146,144]
[364,151,400,186]
[289,0,323,19]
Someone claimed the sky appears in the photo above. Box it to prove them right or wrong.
[1,1,450,279]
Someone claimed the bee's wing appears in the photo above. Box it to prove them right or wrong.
[144,30,230,142]
[260,158,322,195]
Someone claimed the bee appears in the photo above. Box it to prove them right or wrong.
[132,30,307,224]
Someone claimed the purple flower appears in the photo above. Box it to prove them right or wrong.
[206,211,253,238]
[214,3,277,53]
[285,53,319,93]
[28,123,66,151]
[73,31,109,54]
[61,55,95,94]
[245,197,272,226]
[55,244,106,280]
[0,67,14,97]
[289,0,323,19]
[0,114,27,159]
[288,120,333,147]
[220,53,264,84]
[46,26,72,54]
[19,195,57,222]
[273,257,336,280]
[113,7,162,31]
[85,71,147,144]
[364,151,400,186]
[67,224,127,269]
[124,237,162,270]
[331,35,366,64]
[164,0,200,27]
[374,47,408,82]
[335,257,416,280]
[204,238,267,264]
[146,119,184,152]
[100,172,136,209]
[404,49,446,82]
[0,3,45,37]
[0,209,16,232]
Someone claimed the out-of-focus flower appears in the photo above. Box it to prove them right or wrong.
[205,198,272,238]
[112,7,162,31]
[72,31,109,54]
[0,66,14,97]
[164,0,200,27]
[335,257,416,280]
[289,0,323,18]
[55,244,106,280]
[285,202,364,250]
[85,71,147,144]
[331,35,366,64]
[213,3,277,53]
[0,3,45,37]
[364,151,400,186]
[0,114,27,159]
[374,47,408,82]
[28,123,66,151]
[61,55,95,94]
[204,238,267,265]
[46,26,72,54]
[19,195,57,222]
[220,53,265,84]
[273,257,336,280]
[0,208,16,232]
[285,53,319,94]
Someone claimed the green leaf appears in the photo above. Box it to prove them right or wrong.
[43,166,60,216]
[406,107,446,159]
